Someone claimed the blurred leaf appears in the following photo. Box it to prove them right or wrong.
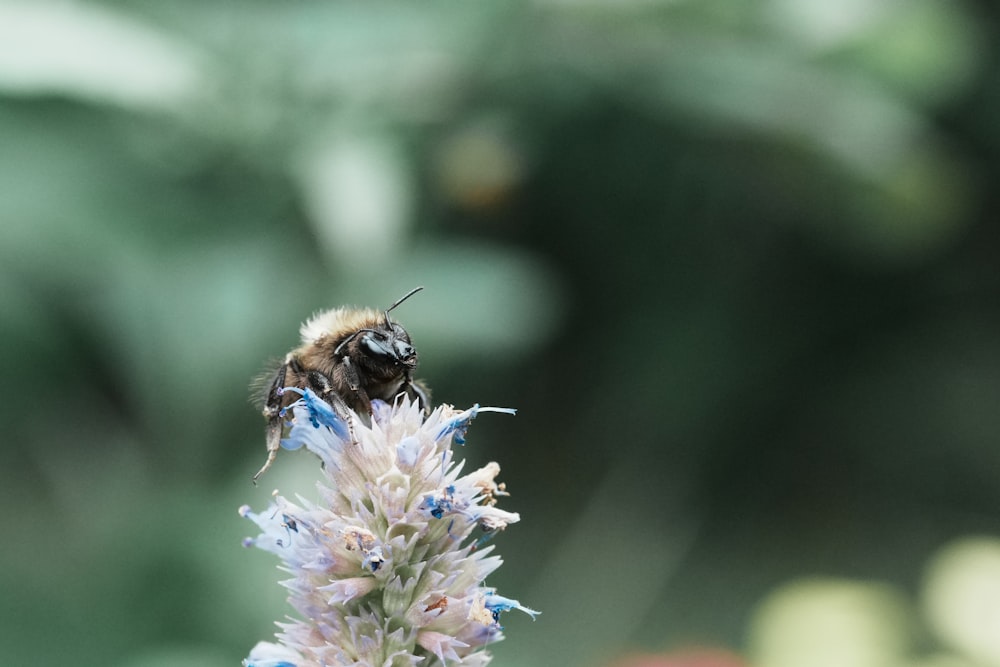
[0,1,206,110]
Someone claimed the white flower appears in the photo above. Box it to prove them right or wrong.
[241,389,536,667]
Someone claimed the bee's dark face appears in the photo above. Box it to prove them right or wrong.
[360,325,417,368]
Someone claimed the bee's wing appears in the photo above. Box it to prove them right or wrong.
[248,359,283,407]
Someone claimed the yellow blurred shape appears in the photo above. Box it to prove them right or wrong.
[923,537,1000,666]
[434,118,525,210]
[748,578,910,667]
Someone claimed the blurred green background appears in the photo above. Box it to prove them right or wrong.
[3,1,1000,666]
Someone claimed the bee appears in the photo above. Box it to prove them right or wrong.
[252,287,430,482]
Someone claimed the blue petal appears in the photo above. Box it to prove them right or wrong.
[484,592,540,622]
[242,641,303,667]
[279,436,304,451]
[421,485,458,519]
[435,405,516,445]
[299,388,349,434]
[281,387,350,444]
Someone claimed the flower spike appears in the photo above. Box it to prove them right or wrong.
[241,394,533,666]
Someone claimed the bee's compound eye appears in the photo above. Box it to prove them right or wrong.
[361,333,391,358]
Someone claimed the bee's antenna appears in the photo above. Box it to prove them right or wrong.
[384,286,423,327]
[334,329,367,356]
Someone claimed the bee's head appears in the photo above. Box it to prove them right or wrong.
[357,324,417,368]
[334,287,423,369]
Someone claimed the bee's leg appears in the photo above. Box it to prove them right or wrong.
[307,369,358,443]
[254,362,289,484]
[340,356,372,414]
[404,375,432,415]
[252,422,281,485]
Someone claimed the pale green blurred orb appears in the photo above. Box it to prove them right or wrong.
[747,578,911,667]
[923,537,1000,666]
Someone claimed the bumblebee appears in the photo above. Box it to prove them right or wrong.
[253,287,430,481]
